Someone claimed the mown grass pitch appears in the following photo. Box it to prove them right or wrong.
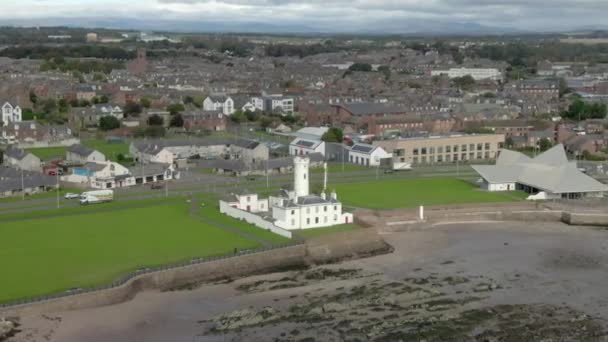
[334,178,523,210]
[27,139,129,162]
[0,201,262,304]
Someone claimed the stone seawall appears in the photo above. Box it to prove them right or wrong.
[0,229,390,317]
[562,212,608,227]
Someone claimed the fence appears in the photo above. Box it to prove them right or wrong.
[219,201,293,239]
[0,242,301,310]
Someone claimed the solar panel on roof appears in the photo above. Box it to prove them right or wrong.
[352,145,374,153]
[296,140,316,147]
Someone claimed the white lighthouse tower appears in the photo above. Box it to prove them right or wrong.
[293,156,310,199]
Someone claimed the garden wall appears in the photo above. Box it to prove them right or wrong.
[219,201,293,239]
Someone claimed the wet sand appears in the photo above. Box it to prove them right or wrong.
[8,221,608,341]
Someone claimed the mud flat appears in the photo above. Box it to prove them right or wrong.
[6,221,608,342]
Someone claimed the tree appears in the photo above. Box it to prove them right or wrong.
[378,65,391,80]
[98,95,109,104]
[29,91,37,105]
[259,116,273,129]
[322,127,344,143]
[538,138,553,151]
[505,136,514,148]
[183,96,194,105]
[452,75,476,91]
[230,110,246,123]
[170,114,184,127]
[42,98,57,114]
[166,103,185,115]
[147,114,164,126]
[558,77,570,98]
[92,73,106,82]
[140,97,151,109]
[244,110,258,122]
[99,116,120,131]
[124,101,142,117]
[562,99,607,121]
[58,99,69,113]
[348,63,372,72]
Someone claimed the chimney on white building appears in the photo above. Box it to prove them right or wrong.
[293,156,310,198]
[330,190,337,200]
[320,192,327,200]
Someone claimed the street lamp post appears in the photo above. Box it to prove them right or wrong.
[56,171,60,209]
[21,169,24,201]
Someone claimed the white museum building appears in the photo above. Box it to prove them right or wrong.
[220,156,353,232]
[472,144,608,199]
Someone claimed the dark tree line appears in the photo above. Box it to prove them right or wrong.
[561,99,607,121]
[265,41,353,58]
[0,45,135,60]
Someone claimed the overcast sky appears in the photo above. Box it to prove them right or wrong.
[1,0,606,32]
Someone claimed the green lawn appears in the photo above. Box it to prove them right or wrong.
[296,224,362,239]
[199,205,291,245]
[82,139,129,161]
[26,146,67,161]
[27,139,129,162]
[0,201,261,303]
[334,178,522,210]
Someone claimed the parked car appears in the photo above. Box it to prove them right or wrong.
[47,169,64,176]
[247,176,257,181]
[64,193,80,200]
[150,183,164,190]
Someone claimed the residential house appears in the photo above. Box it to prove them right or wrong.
[182,111,227,132]
[0,167,57,198]
[66,144,106,164]
[2,147,41,172]
[1,102,22,127]
[252,94,295,115]
[69,104,123,129]
[130,138,269,166]
[564,134,607,157]
[348,144,392,166]
[75,85,98,101]
[290,138,326,157]
[203,94,235,115]
[0,121,72,146]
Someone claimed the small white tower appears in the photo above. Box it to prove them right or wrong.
[294,156,310,198]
